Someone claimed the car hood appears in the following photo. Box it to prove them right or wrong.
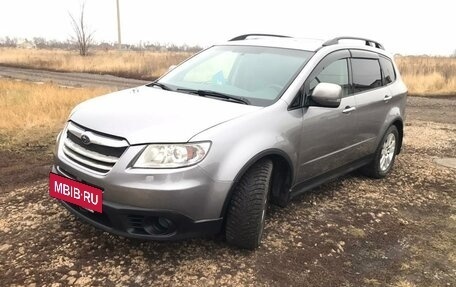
[70,86,261,144]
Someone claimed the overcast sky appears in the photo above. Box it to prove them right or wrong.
[0,0,455,55]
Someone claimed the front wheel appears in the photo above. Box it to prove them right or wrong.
[225,159,273,249]
[361,125,399,178]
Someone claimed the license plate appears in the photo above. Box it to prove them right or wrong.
[49,172,103,213]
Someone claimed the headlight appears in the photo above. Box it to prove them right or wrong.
[133,142,211,168]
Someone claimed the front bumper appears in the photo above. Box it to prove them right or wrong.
[59,197,223,240]
[52,163,227,240]
[52,140,232,239]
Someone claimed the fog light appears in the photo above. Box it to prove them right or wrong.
[158,217,171,230]
[144,216,175,235]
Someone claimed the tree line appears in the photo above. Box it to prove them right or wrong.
[0,36,202,53]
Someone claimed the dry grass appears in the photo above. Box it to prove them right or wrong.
[0,78,110,133]
[396,56,456,96]
[1,48,456,96]
[0,48,193,80]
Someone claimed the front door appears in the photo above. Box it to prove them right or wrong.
[297,50,360,182]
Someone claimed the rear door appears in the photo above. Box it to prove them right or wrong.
[297,50,359,182]
[350,50,393,156]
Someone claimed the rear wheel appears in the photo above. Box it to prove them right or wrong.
[225,159,273,249]
[361,125,399,178]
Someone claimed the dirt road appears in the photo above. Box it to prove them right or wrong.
[0,65,149,89]
[0,69,455,286]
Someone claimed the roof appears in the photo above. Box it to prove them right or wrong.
[218,34,388,54]
[220,37,325,51]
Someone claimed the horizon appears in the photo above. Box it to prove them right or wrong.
[2,36,455,57]
[1,0,455,56]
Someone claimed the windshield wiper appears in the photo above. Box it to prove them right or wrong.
[177,88,250,105]
[146,81,173,91]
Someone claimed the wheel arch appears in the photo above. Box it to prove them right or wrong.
[219,149,294,218]
[390,118,404,154]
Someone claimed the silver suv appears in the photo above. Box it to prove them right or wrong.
[51,34,407,249]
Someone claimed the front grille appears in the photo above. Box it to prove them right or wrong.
[62,122,128,174]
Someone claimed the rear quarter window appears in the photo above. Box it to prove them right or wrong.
[380,57,397,84]
[351,58,382,94]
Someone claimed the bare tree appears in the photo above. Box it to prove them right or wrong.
[69,2,94,56]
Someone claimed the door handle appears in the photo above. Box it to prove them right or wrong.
[383,95,393,102]
[342,106,356,114]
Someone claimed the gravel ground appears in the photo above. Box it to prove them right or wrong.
[0,78,455,286]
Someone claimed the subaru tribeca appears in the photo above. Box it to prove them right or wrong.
[50,34,407,249]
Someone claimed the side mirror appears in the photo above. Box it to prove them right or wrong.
[168,65,177,72]
[311,83,342,108]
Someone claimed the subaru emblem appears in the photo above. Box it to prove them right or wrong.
[81,134,91,145]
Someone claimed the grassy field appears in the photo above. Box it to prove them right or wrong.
[0,48,456,96]
[0,48,192,80]
[396,56,456,96]
[0,78,111,190]
[0,79,110,145]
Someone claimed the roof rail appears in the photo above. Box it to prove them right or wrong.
[229,34,292,41]
[322,36,384,50]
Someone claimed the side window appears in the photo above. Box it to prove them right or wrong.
[380,57,396,84]
[309,59,350,96]
[351,58,382,93]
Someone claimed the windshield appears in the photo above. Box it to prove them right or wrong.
[157,45,313,106]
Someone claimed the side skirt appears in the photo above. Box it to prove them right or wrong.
[290,155,373,199]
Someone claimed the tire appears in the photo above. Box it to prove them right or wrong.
[225,159,273,249]
[361,125,399,179]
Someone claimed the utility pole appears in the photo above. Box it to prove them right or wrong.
[116,0,121,49]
